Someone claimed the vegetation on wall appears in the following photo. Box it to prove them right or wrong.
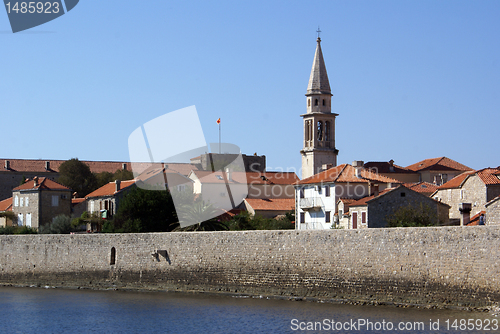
[225,211,295,231]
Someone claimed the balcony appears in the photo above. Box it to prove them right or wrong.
[299,197,324,211]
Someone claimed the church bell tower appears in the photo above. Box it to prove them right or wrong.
[300,37,339,179]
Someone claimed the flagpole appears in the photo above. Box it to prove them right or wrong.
[219,121,221,154]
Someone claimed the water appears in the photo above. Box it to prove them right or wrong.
[0,286,497,333]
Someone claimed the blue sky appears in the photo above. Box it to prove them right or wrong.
[1,1,499,177]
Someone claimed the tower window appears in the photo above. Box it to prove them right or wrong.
[325,121,331,141]
[315,99,318,106]
[317,121,323,141]
[308,99,311,107]
[322,99,325,106]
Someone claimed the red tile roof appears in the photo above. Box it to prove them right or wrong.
[244,198,295,211]
[13,177,71,191]
[406,157,472,172]
[348,188,394,207]
[403,182,438,195]
[364,161,417,174]
[0,197,13,212]
[85,180,137,198]
[71,198,86,205]
[467,211,486,226]
[437,168,500,190]
[297,164,401,185]
[191,171,299,185]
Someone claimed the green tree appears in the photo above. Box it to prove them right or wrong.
[95,171,114,189]
[386,203,439,227]
[225,210,295,231]
[39,215,73,234]
[58,158,97,197]
[113,169,134,181]
[174,201,228,231]
[105,187,178,233]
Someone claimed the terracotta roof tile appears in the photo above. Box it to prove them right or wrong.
[244,198,295,211]
[0,197,13,211]
[297,164,401,185]
[403,182,438,195]
[466,211,486,226]
[13,177,71,191]
[71,198,86,205]
[86,180,137,198]
[348,188,394,207]
[406,157,472,172]
[438,168,500,190]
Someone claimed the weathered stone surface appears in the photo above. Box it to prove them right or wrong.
[0,227,499,308]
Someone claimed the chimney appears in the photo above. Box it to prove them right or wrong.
[45,161,50,170]
[4,160,10,170]
[33,176,39,187]
[352,160,364,178]
[115,180,121,192]
[122,163,127,170]
[459,203,472,226]
[389,159,395,172]
[225,167,232,182]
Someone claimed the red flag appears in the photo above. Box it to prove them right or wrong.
[216,118,221,124]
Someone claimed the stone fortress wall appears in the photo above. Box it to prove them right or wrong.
[1,227,499,308]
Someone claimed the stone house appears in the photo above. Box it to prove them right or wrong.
[0,197,13,227]
[431,168,500,220]
[486,196,500,225]
[86,180,137,219]
[345,186,450,229]
[12,177,72,229]
[364,160,420,183]
[405,157,472,186]
[294,161,400,230]
[336,198,357,229]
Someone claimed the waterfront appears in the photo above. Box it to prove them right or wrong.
[0,286,497,334]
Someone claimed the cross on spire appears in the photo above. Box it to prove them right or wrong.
[316,26,321,39]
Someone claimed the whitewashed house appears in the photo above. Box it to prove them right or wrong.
[294,161,399,230]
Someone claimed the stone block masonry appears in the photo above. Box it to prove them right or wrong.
[1,227,499,309]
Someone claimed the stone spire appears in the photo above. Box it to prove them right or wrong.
[306,37,331,96]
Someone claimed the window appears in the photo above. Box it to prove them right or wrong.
[52,195,59,207]
[14,196,18,207]
[177,184,186,192]
[110,247,116,265]
[308,99,311,107]
[317,185,322,194]
[322,99,325,106]
[324,121,331,142]
[90,201,95,213]
[352,212,357,229]
[400,192,406,197]
[18,213,23,226]
[317,121,323,141]
[20,197,24,207]
[442,174,448,184]
[339,209,343,217]
[314,99,318,106]
[26,213,32,227]
[300,212,305,223]
[461,189,465,200]
[325,211,330,223]
[299,188,304,198]
[325,186,330,197]
[25,197,29,207]
[361,212,366,225]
